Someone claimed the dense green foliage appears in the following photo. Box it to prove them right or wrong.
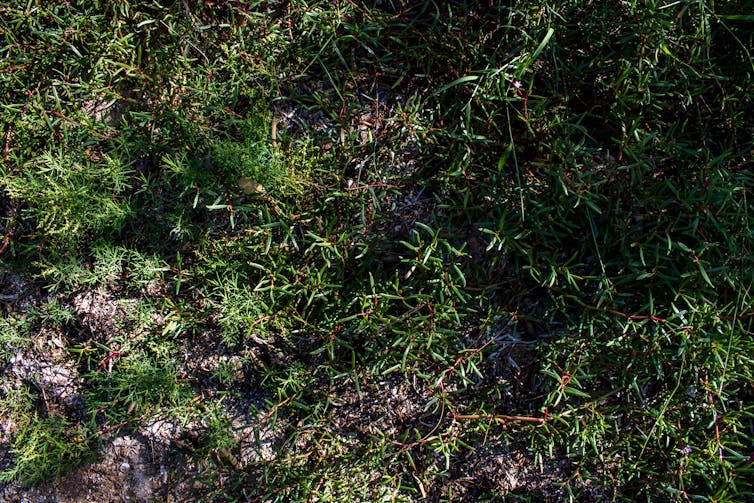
[1,1,752,500]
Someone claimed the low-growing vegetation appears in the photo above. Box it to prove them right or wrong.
[1,1,752,501]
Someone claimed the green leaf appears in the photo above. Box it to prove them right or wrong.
[431,75,480,97]
[532,27,555,61]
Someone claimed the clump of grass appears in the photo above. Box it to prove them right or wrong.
[1,0,752,501]
[0,386,97,486]
[1,151,132,247]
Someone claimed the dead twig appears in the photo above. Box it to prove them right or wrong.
[453,412,547,425]
[0,201,19,256]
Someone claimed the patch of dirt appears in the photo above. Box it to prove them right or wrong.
[437,444,574,501]
[81,89,142,127]
[1,433,191,503]
[223,395,288,467]
[3,327,86,421]
[72,287,134,341]
[328,374,428,441]
[0,266,39,314]
[0,289,284,503]
[0,275,193,502]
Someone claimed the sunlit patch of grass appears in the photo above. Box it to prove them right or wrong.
[0,386,97,486]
